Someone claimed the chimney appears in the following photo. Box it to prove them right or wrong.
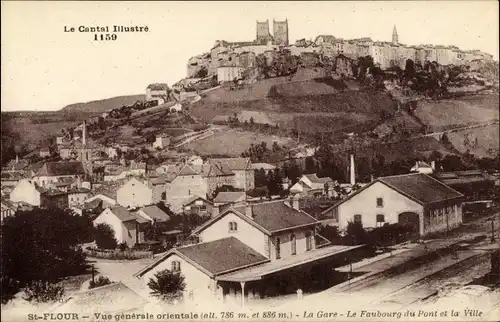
[82,121,87,146]
[292,195,300,210]
[415,161,419,171]
[245,204,253,218]
[431,161,436,171]
[15,154,19,164]
[370,174,374,182]
[350,154,356,186]
[210,205,219,218]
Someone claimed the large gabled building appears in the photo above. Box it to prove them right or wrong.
[321,173,465,236]
[134,199,364,306]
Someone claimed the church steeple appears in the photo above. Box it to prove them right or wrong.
[392,25,399,44]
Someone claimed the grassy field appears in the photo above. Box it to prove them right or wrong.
[415,94,499,131]
[2,117,81,151]
[183,128,294,156]
[447,124,499,158]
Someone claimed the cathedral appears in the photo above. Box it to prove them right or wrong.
[256,19,289,46]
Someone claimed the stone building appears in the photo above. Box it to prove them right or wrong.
[273,19,289,46]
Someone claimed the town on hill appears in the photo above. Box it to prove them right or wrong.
[1,17,499,319]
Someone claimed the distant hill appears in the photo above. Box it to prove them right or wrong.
[60,94,145,115]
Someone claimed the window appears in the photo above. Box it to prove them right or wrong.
[291,234,296,255]
[171,260,181,272]
[354,214,362,224]
[376,198,384,207]
[188,189,191,195]
[305,232,312,251]
[229,221,238,232]
[199,205,207,212]
[275,238,281,259]
[161,192,166,200]
[376,214,385,227]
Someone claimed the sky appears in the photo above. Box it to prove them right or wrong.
[1,1,499,112]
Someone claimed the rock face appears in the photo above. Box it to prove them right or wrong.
[334,55,355,78]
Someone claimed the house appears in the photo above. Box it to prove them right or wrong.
[58,145,73,159]
[56,136,65,145]
[213,191,247,207]
[93,206,148,247]
[39,147,51,158]
[146,83,170,102]
[116,178,153,208]
[1,198,16,223]
[152,135,171,150]
[165,164,207,212]
[433,170,496,200]
[135,199,364,305]
[0,171,26,187]
[9,179,44,206]
[67,188,91,208]
[217,66,245,83]
[321,173,465,236]
[208,157,255,191]
[182,195,214,217]
[410,161,435,174]
[149,173,167,204]
[290,174,334,197]
[187,155,204,166]
[135,205,171,224]
[34,161,86,188]
[40,190,70,209]
[106,147,118,159]
[84,194,117,208]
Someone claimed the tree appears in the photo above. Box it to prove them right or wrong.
[89,276,113,290]
[1,208,88,301]
[148,269,186,303]
[405,59,416,78]
[304,156,317,174]
[255,168,268,187]
[267,169,282,196]
[23,281,65,304]
[345,221,368,245]
[272,141,281,152]
[94,223,118,250]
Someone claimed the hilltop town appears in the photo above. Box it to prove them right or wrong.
[1,18,499,318]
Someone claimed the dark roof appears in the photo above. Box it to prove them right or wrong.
[52,282,148,314]
[176,164,199,177]
[135,237,268,278]
[38,161,86,177]
[139,205,170,222]
[182,195,212,206]
[214,191,246,204]
[109,206,136,222]
[304,174,333,184]
[234,201,319,233]
[209,158,251,171]
[379,173,464,204]
[176,237,268,276]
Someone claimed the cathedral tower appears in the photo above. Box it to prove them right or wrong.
[256,20,271,44]
[273,19,289,46]
[392,25,399,44]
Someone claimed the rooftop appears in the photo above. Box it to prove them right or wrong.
[209,157,252,171]
[214,191,246,204]
[37,161,86,177]
[379,173,464,204]
[135,237,269,278]
[108,206,137,222]
[139,205,170,222]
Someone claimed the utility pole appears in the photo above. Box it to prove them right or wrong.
[491,217,496,243]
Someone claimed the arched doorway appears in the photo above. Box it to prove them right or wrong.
[398,212,420,240]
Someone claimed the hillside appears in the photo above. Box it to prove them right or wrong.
[60,94,145,115]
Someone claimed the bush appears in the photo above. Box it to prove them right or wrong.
[118,242,128,252]
[88,276,113,290]
[1,277,20,304]
[148,269,186,303]
[23,281,65,304]
[94,223,118,250]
